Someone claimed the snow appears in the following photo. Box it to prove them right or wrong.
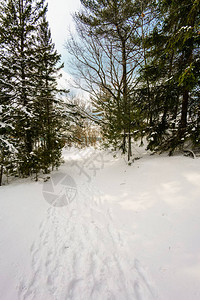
[0,137,18,153]
[178,26,192,32]
[0,146,200,300]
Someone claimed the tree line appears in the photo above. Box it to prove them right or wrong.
[0,0,199,184]
[67,0,200,160]
[0,0,78,185]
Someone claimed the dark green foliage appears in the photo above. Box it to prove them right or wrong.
[138,0,200,154]
[69,0,199,157]
[0,0,67,184]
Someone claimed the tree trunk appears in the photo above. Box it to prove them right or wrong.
[179,89,189,135]
[141,11,152,126]
[20,0,33,157]
[121,39,132,160]
[172,93,180,129]
[128,129,132,161]
[122,130,126,154]
[0,164,3,186]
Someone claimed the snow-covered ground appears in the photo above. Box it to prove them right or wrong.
[0,145,200,300]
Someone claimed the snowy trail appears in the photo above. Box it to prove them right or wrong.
[18,184,157,300]
[2,146,199,299]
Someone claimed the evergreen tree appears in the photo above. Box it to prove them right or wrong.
[140,0,200,153]
[68,0,199,157]
[0,56,18,185]
[0,0,47,176]
[0,0,68,183]
[33,14,66,174]
[68,0,157,160]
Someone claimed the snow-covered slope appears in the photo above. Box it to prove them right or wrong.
[0,146,200,300]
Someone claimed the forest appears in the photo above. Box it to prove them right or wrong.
[0,2,200,298]
[0,0,200,185]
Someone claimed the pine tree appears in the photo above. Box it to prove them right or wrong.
[0,0,47,176]
[32,13,66,174]
[140,0,200,153]
[0,56,19,185]
[91,87,122,151]
[0,0,68,183]
[68,0,146,160]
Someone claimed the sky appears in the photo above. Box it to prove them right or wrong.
[46,0,82,95]
[47,0,81,61]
